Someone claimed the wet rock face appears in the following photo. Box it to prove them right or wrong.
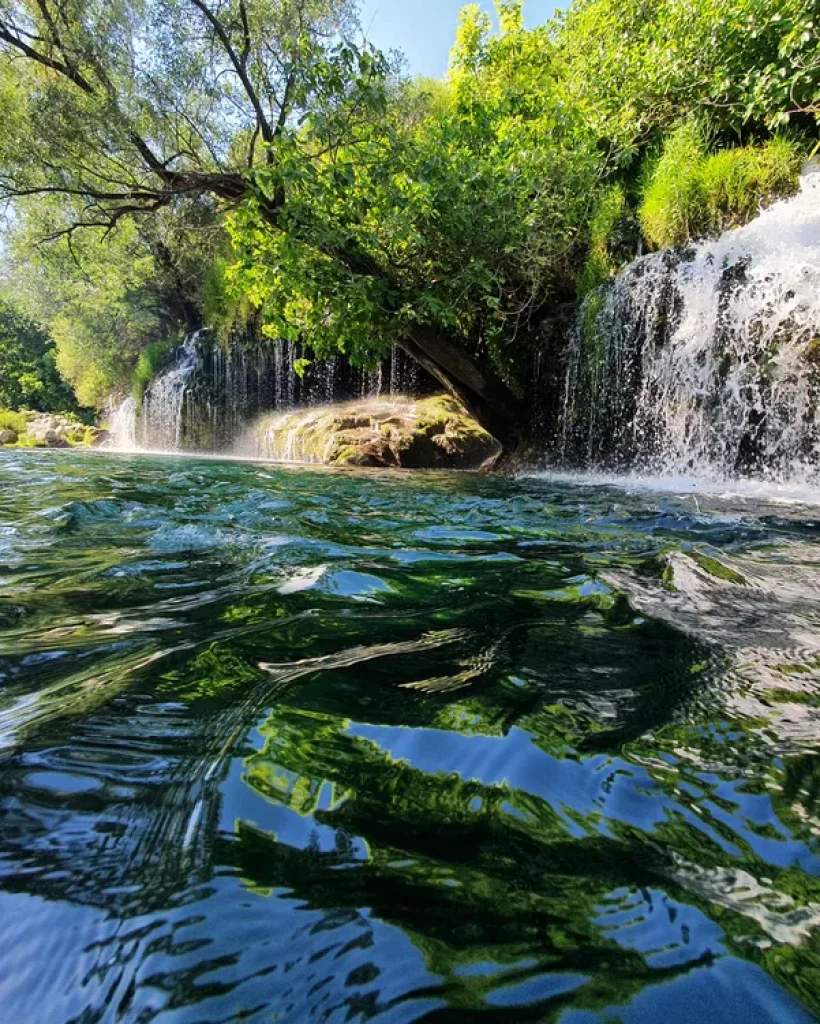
[252,395,503,470]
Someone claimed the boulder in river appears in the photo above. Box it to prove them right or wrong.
[251,395,503,470]
[43,428,69,448]
[0,429,18,445]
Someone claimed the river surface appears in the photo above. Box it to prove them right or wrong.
[1,450,819,1023]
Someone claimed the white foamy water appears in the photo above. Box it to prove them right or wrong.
[141,331,201,451]
[107,396,137,451]
[535,469,820,506]
[560,163,820,483]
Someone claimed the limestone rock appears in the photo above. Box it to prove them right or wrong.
[43,429,69,448]
[24,414,93,447]
[252,395,502,470]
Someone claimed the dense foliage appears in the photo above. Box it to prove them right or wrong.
[6,199,226,405]
[229,6,601,393]
[0,299,81,412]
[0,0,816,433]
[554,0,820,159]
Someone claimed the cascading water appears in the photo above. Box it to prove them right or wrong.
[559,164,820,482]
[107,396,137,450]
[110,329,432,453]
[141,331,201,451]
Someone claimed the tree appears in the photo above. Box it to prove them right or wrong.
[6,195,228,405]
[0,0,600,441]
[553,0,820,168]
[226,4,602,439]
[0,299,79,411]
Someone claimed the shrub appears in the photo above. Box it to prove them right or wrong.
[0,409,27,434]
[639,123,802,248]
[578,184,628,297]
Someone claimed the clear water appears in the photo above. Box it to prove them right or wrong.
[1,449,819,1023]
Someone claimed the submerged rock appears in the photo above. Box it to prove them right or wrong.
[249,395,502,470]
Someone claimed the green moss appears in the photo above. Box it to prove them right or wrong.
[773,657,820,675]
[202,256,256,342]
[414,395,492,441]
[332,445,366,464]
[577,185,627,298]
[257,395,499,469]
[580,292,606,371]
[763,689,818,705]
[132,340,176,404]
[640,124,802,249]
[689,550,748,585]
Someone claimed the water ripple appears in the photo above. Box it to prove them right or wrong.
[0,449,819,1021]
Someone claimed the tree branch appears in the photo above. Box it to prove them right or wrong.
[0,17,94,93]
[188,0,274,147]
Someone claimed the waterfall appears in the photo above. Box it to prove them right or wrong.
[107,329,433,454]
[107,396,137,450]
[141,332,201,451]
[559,165,820,481]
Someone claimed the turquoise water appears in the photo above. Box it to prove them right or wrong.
[0,449,819,1022]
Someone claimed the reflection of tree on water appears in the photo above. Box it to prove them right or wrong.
[1,504,820,1017]
[226,613,816,1015]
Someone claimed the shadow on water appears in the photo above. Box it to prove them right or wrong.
[0,450,818,1022]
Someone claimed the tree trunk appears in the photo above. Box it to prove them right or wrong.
[398,327,523,448]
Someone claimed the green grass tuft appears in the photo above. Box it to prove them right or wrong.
[639,123,802,249]
[0,409,27,434]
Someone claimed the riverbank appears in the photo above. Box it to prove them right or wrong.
[0,409,104,449]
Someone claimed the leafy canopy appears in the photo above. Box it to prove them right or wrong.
[228,1,601,386]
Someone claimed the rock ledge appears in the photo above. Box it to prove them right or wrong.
[251,395,502,470]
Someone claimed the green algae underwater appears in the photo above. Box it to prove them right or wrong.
[0,449,819,1022]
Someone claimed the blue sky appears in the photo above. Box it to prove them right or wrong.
[358,1,560,79]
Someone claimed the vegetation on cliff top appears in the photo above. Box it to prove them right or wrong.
[0,0,816,435]
[639,124,803,249]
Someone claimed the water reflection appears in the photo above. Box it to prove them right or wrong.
[0,450,818,1021]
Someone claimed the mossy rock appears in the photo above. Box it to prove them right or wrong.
[254,395,502,470]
